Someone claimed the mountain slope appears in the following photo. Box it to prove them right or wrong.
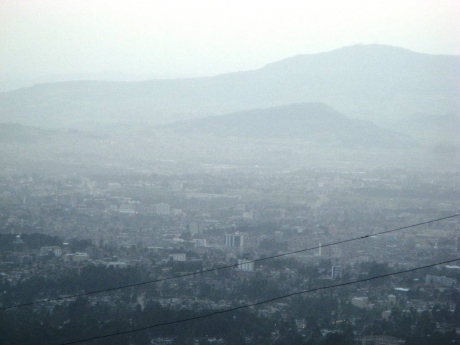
[1,44,459,127]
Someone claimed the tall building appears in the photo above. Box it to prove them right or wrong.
[331,265,342,279]
[225,233,244,247]
[315,243,322,256]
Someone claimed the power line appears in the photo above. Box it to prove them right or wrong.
[1,213,459,311]
[58,256,460,345]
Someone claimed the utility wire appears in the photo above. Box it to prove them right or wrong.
[2,213,459,311]
[58,256,460,345]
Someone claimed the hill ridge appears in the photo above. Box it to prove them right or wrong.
[1,44,459,128]
[164,102,411,149]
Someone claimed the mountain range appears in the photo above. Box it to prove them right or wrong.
[1,44,459,128]
[2,100,457,172]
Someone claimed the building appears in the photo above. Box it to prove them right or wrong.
[193,239,207,247]
[63,252,89,263]
[331,266,342,279]
[225,233,244,248]
[388,294,396,305]
[147,246,164,253]
[189,221,204,235]
[13,235,24,245]
[382,310,391,320]
[12,235,25,251]
[352,297,368,309]
[105,261,128,268]
[73,252,89,263]
[118,203,136,214]
[237,259,254,272]
[315,243,322,256]
[170,253,186,262]
[425,274,456,287]
[40,246,62,257]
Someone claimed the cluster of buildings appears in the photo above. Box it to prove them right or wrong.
[0,167,459,341]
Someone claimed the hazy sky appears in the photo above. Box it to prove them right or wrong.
[1,0,459,77]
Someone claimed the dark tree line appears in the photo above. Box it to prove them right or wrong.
[0,233,62,251]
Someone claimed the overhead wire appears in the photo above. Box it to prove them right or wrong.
[1,213,459,311]
[58,256,460,345]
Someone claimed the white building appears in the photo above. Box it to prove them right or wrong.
[352,297,368,309]
[63,252,89,263]
[73,252,89,263]
[119,203,136,214]
[315,243,322,256]
[105,261,128,268]
[237,259,254,272]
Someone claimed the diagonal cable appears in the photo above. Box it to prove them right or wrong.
[58,256,460,345]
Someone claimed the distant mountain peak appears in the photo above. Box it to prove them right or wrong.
[261,44,431,70]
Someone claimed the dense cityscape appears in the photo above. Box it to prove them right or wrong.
[1,165,459,344]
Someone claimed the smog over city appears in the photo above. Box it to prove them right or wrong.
[0,1,459,344]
